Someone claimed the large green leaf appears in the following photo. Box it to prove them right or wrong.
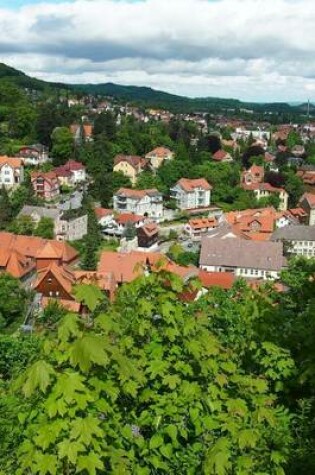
[70,336,109,372]
[73,284,105,312]
[23,361,55,397]
[76,453,104,475]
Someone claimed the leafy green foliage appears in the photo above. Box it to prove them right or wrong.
[0,271,297,474]
[0,274,28,329]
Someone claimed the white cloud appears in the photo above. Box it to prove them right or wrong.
[1,0,315,101]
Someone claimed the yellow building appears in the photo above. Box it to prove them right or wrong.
[113,155,147,186]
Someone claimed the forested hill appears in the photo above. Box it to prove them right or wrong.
[0,62,312,115]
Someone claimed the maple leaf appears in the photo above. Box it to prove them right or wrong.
[70,336,109,372]
[73,284,104,312]
[58,439,85,465]
[23,361,55,397]
[76,453,104,475]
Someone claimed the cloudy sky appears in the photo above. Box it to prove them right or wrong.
[0,0,314,102]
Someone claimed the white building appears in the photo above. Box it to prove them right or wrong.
[271,225,315,259]
[200,237,285,280]
[0,156,24,189]
[299,193,315,226]
[170,178,212,210]
[113,188,163,219]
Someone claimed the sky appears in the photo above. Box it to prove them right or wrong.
[0,0,314,102]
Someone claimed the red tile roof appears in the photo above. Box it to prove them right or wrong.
[98,251,197,283]
[0,156,22,169]
[198,270,235,289]
[115,188,160,199]
[95,208,114,219]
[0,232,78,263]
[114,155,147,170]
[188,217,217,230]
[177,178,212,192]
[116,213,144,225]
[212,150,231,161]
[146,147,173,158]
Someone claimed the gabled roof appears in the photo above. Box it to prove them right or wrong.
[0,248,35,279]
[145,147,173,158]
[0,232,78,263]
[242,182,286,193]
[31,171,58,183]
[116,213,144,225]
[35,263,76,295]
[176,178,212,192]
[0,156,22,169]
[299,192,315,209]
[115,188,161,199]
[245,165,264,176]
[114,155,147,170]
[138,223,159,237]
[95,208,114,219]
[200,237,285,271]
[56,160,86,173]
[212,150,232,161]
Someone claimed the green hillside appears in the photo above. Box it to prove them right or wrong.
[0,62,311,115]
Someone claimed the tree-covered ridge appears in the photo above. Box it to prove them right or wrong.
[0,259,314,474]
[0,62,311,115]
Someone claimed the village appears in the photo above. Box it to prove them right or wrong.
[0,92,314,325]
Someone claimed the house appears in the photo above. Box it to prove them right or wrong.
[19,205,87,241]
[70,123,94,144]
[113,188,163,219]
[56,210,88,242]
[18,144,49,166]
[224,207,297,241]
[101,213,145,237]
[0,156,24,189]
[291,145,305,157]
[286,207,308,224]
[271,225,315,259]
[55,160,87,185]
[200,237,286,280]
[95,208,115,227]
[297,168,315,187]
[241,165,265,185]
[242,181,289,211]
[18,206,60,234]
[113,155,148,186]
[184,217,218,241]
[34,263,116,310]
[298,193,315,225]
[170,178,212,210]
[31,171,60,201]
[145,147,174,169]
[212,150,233,162]
[0,248,35,281]
[0,232,78,271]
[98,250,198,284]
[137,223,159,248]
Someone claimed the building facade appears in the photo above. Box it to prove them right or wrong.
[170,178,212,210]
[0,156,24,188]
[113,188,163,218]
